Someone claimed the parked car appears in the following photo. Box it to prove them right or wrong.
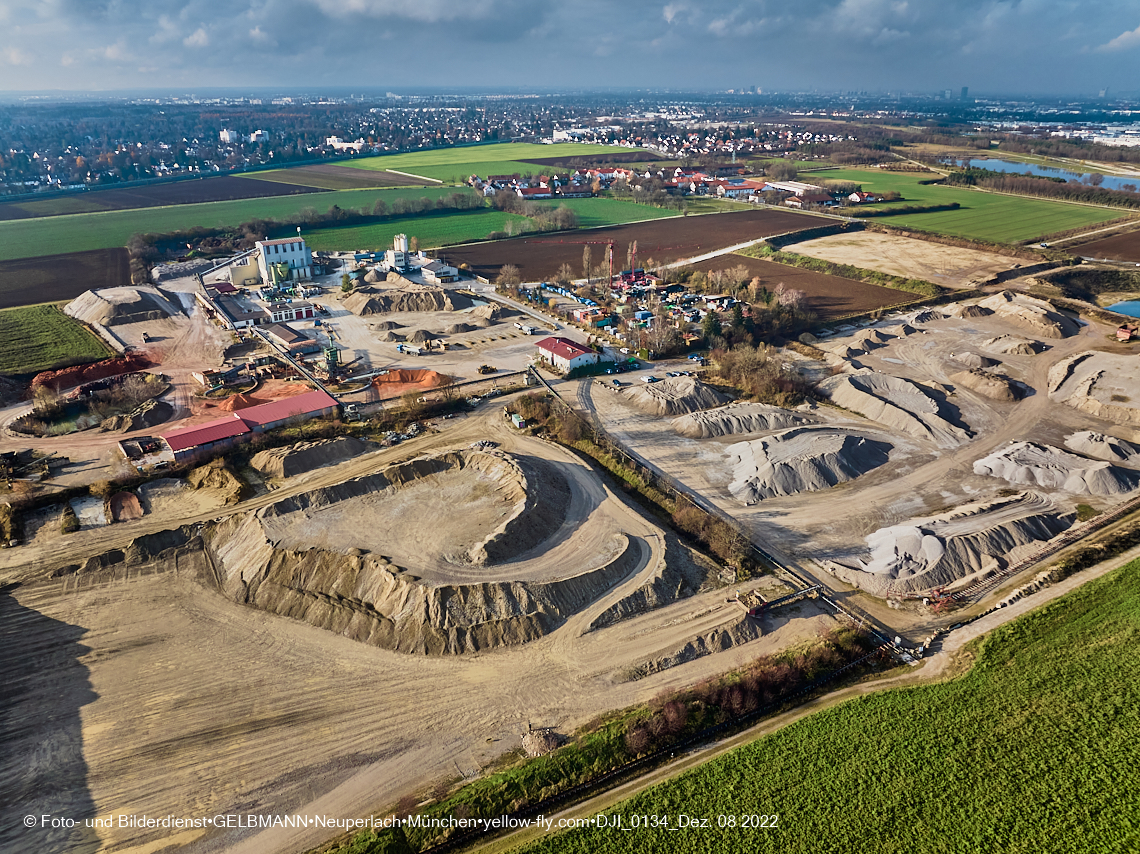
[641,376,658,383]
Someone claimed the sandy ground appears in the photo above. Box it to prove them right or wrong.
[0,404,841,854]
[791,231,1016,288]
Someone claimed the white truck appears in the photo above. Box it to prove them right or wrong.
[514,322,538,335]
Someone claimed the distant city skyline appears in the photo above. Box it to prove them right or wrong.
[0,0,1137,96]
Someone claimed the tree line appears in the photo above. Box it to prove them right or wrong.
[944,167,1140,210]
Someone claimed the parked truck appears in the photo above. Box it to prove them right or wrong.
[395,343,424,356]
[514,322,538,335]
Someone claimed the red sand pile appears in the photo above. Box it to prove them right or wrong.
[32,352,151,392]
[372,369,453,399]
[110,492,144,522]
[216,392,267,411]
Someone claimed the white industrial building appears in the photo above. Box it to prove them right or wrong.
[535,336,600,372]
[421,259,458,284]
[256,237,313,284]
[386,234,412,272]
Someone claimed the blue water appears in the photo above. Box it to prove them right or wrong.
[1109,300,1140,318]
[943,157,1137,192]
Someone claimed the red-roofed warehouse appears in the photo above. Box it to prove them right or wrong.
[535,336,600,373]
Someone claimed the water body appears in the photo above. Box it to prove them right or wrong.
[943,158,1138,192]
[1108,300,1140,319]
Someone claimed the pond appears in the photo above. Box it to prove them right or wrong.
[1108,300,1140,319]
[942,157,1139,192]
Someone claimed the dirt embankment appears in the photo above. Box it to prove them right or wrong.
[817,371,972,448]
[672,402,813,438]
[251,437,375,479]
[949,369,1025,402]
[1049,351,1140,427]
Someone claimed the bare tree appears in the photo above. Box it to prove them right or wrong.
[582,245,592,285]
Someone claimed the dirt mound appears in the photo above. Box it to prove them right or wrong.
[446,322,477,334]
[952,352,999,369]
[727,427,893,504]
[909,309,943,323]
[362,268,383,284]
[31,352,152,392]
[187,459,249,504]
[0,375,26,405]
[833,492,1072,596]
[981,334,1042,355]
[381,331,406,342]
[622,375,729,416]
[251,436,375,479]
[1064,432,1140,467]
[950,369,1024,402]
[371,320,402,330]
[203,449,635,655]
[64,285,180,326]
[880,323,917,338]
[974,441,1140,495]
[1049,351,1140,426]
[977,291,1079,338]
[344,283,473,315]
[672,402,812,438]
[522,729,565,757]
[817,370,971,448]
[110,492,144,522]
[99,399,174,432]
[408,329,439,343]
[470,304,501,321]
[373,368,453,398]
[944,302,994,319]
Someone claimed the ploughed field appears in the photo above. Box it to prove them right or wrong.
[690,253,919,319]
[1073,228,1140,262]
[445,210,821,281]
[243,164,423,190]
[0,248,130,310]
[0,176,324,221]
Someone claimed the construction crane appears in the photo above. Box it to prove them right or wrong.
[527,238,616,285]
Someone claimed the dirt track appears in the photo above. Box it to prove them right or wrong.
[0,405,838,854]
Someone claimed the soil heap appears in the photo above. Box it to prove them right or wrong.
[251,436,375,479]
[65,286,180,326]
[980,334,1043,355]
[672,402,812,438]
[944,302,994,319]
[372,368,453,398]
[950,369,1024,402]
[344,281,474,315]
[110,492,144,521]
[1048,351,1140,427]
[973,441,1140,496]
[952,352,999,369]
[727,427,893,504]
[622,375,729,416]
[187,459,249,504]
[834,492,1072,596]
[976,291,1079,338]
[817,370,971,448]
[1064,431,1140,467]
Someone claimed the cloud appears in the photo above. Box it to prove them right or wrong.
[250,25,275,45]
[1097,23,1140,52]
[183,27,209,48]
[2,46,31,65]
[662,2,686,24]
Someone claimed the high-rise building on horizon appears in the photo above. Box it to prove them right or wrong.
[961,86,969,101]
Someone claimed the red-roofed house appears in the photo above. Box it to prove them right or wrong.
[535,336,600,372]
[516,186,553,200]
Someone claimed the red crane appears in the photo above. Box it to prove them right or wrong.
[527,238,616,285]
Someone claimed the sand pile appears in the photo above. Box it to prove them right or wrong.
[65,286,180,326]
[973,441,1140,495]
[817,371,971,448]
[31,353,152,392]
[672,402,812,438]
[1064,432,1140,467]
[622,375,729,416]
[977,291,1079,338]
[447,322,477,334]
[830,327,893,357]
[409,329,439,343]
[371,320,402,330]
[362,268,383,284]
[99,399,174,433]
[980,334,1042,356]
[216,392,266,411]
[944,302,994,319]
[344,283,474,315]
[727,427,893,504]
[953,352,998,369]
[833,492,1072,596]
[881,323,917,338]
[950,369,1024,402]
[470,304,501,321]
[187,459,249,504]
[198,449,639,654]
[372,368,453,398]
[381,331,406,342]
[251,436,375,479]
[110,492,144,522]
[1049,351,1140,426]
[909,309,943,323]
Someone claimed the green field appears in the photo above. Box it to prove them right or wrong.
[822,168,1119,242]
[299,198,677,253]
[519,556,1140,854]
[342,142,643,182]
[0,186,475,263]
[0,304,111,375]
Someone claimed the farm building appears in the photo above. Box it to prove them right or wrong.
[535,336,600,372]
[159,389,340,462]
[256,237,313,283]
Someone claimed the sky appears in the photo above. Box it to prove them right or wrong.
[0,0,1138,96]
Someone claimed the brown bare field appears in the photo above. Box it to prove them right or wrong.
[690,253,919,319]
[445,210,822,281]
[0,176,324,222]
[789,231,1016,289]
[244,164,421,191]
[1073,229,1140,262]
[0,248,130,310]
